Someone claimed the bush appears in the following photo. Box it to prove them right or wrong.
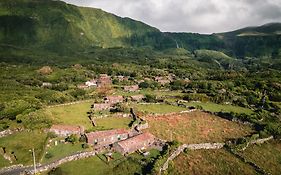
[65,134,78,144]
[82,143,89,149]
[45,152,53,159]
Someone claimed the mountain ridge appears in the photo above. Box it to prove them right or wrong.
[0,0,280,59]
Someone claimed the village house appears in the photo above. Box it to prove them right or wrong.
[105,95,124,104]
[49,125,84,137]
[93,103,112,111]
[85,79,97,87]
[114,132,155,155]
[86,129,129,147]
[131,94,145,102]
[97,74,112,87]
[124,85,139,92]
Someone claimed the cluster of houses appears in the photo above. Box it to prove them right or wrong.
[49,125,156,155]
[78,74,112,89]
[78,73,179,90]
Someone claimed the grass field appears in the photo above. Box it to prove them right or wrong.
[46,101,93,129]
[114,89,184,98]
[53,150,160,175]
[172,149,256,175]
[145,111,253,144]
[0,155,10,168]
[92,117,132,131]
[239,141,281,175]
[41,141,85,164]
[183,102,253,114]
[0,130,47,165]
[134,103,186,114]
[45,101,132,131]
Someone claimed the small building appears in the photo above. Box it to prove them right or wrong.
[49,125,84,137]
[97,74,112,87]
[105,96,124,104]
[86,129,129,147]
[42,82,52,88]
[131,94,145,102]
[114,133,155,155]
[93,103,112,111]
[85,79,97,87]
[124,85,139,92]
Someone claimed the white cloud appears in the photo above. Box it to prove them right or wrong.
[62,0,281,34]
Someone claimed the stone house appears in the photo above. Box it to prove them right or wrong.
[97,74,112,87]
[124,85,139,92]
[93,103,112,111]
[114,132,155,155]
[86,129,129,147]
[131,94,145,102]
[49,125,84,137]
[105,95,124,104]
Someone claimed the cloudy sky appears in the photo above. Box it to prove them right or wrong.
[62,0,281,34]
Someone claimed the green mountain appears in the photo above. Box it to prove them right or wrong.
[0,0,161,53]
[0,0,280,60]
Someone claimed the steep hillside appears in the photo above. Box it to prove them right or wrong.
[0,0,280,60]
[0,0,161,53]
[215,23,281,58]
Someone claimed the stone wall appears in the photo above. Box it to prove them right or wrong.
[26,151,96,174]
[160,142,225,172]
[0,128,23,138]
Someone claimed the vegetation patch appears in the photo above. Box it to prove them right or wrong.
[0,130,47,165]
[172,149,256,175]
[90,117,132,131]
[145,111,254,144]
[134,103,186,114]
[183,102,253,114]
[45,102,94,129]
[239,141,281,175]
[41,141,85,164]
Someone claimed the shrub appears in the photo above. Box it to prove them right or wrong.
[65,134,78,144]
[45,152,53,159]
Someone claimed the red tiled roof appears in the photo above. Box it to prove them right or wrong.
[50,125,81,132]
[117,132,155,149]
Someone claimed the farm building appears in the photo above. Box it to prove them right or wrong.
[105,95,124,104]
[49,125,84,137]
[93,103,112,111]
[86,129,129,147]
[124,85,139,92]
[114,132,155,154]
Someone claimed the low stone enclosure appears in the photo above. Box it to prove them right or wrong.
[159,136,274,173]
